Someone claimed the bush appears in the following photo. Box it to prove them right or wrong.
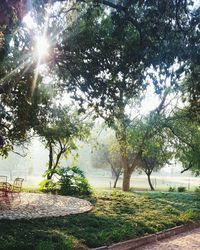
[58,166,92,196]
[177,186,186,192]
[39,179,58,193]
[168,186,176,192]
[195,186,200,192]
[195,186,200,199]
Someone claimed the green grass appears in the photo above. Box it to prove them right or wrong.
[0,190,199,250]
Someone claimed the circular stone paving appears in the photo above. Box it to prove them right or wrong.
[0,193,92,220]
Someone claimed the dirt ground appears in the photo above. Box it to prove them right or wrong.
[137,227,200,250]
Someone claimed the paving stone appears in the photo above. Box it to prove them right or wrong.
[0,192,92,220]
[137,228,200,250]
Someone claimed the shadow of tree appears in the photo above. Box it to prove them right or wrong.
[0,192,199,249]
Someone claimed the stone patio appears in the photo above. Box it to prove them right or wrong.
[0,192,92,220]
[137,227,200,250]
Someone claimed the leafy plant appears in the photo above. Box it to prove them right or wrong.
[39,179,58,193]
[58,166,92,196]
[168,186,176,192]
[177,186,186,192]
[195,186,200,199]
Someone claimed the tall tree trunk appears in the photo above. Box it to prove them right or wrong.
[47,141,53,180]
[122,167,132,191]
[115,109,133,191]
[147,173,154,191]
[113,172,120,188]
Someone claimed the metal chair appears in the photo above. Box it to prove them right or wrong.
[0,176,8,197]
[5,178,24,199]
[0,177,24,206]
[11,178,24,192]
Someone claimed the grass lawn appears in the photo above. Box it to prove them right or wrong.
[0,190,199,250]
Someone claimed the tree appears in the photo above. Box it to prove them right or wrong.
[164,109,200,176]
[36,104,91,180]
[92,139,123,188]
[0,70,43,156]
[0,14,50,155]
[140,134,172,190]
[53,2,196,191]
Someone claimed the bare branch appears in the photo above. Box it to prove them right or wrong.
[12,150,27,157]
[181,162,193,173]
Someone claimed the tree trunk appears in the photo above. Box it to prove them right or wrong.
[47,141,53,180]
[122,168,132,191]
[113,172,120,188]
[147,173,154,191]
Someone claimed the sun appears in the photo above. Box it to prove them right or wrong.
[35,36,49,60]
[31,35,50,95]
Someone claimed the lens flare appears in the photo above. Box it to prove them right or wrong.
[35,36,49,59]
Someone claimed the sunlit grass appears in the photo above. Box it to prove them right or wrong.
[0,190,199,249]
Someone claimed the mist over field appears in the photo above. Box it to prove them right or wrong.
[0,136,199,190]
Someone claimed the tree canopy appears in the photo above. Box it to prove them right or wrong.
[0,0,199,191]
[34,102,92,179]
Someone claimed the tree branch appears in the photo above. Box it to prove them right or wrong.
[12,150,27,157]
[181,162,192,173]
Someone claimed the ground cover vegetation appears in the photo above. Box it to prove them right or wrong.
[0,190,199,249]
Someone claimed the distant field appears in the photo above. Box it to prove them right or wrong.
[87,175,200,191]
[11,174,200,191]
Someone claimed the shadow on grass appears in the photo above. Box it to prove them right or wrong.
[0,191,199,250]
[0,211,153,249]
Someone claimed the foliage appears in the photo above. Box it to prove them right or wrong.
[0,22,58,157]
[0,191,199,249]
[177,186,186,192]
[39,179,58,193]
[164,109,200,176]
[56,2,195,117]
[39,166,92,196]
[91,137,123,188]
[120,97,174,191]
[118,91,175,191]
[168,186,176,192]
[53,1,197,191]
[195,186,200,200]
[0,1,69,156]
[0,0,199,191]
[36,104,91,180]
[195,186,200,193]
[58,166,92,196]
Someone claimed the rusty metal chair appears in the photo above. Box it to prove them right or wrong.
[9,178,24,194]
[3,178,24,200]
[0,177,24,206]
[0,175,8,197]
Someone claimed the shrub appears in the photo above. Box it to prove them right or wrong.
[195,186,200,199]
[168,186,176,192]
[58,166,92,196]
[179,209,197,222]
[177,186,186,192]
[39,179,58,193]
[195,186,200,192]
